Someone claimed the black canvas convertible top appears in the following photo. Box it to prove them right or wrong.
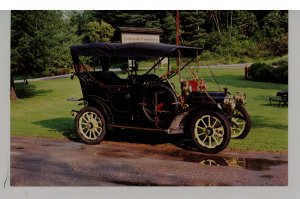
[70,42,201,65]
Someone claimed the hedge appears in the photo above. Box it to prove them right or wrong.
[248,62,288,83]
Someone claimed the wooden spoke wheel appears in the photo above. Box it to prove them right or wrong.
[190,111,231,154]
[75,106,107,144]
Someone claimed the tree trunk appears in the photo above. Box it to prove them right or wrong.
[230,10,233,42]
[10,74,18,101]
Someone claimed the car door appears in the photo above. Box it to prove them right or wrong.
[107,85,131,112]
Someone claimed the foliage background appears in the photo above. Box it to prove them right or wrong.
[11,10,288,77]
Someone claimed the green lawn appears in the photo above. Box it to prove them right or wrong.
[11,68,288,151]
[203,68,288,151]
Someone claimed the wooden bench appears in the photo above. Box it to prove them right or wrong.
[269,90,288,106]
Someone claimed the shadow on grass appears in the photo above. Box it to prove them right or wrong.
[32,118,79,142]
[260,103,288,108]
[33,117,184,146]
[14,82,53,99]
[251,115,288,130]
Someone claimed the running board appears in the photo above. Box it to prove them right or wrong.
[108,124,168,133]
[107,124,184,135]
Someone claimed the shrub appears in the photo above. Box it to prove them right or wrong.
[254,64,273,81]
[248,62,268,78]
[200,51,215,61]
[270,57,288,83]
[41,69,54,77]
[271,58,288,68]
[249,61,288,83]
[41,67,71,77]
[56,68,70,75]
[272,65,288,83]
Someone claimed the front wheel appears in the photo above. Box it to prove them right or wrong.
[230,106,251,139]
[75,106,107,144]
[189,111,231,154]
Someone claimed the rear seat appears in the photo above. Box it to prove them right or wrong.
[94,71,127,85]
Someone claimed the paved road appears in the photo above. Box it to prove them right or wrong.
[10,136,287,186]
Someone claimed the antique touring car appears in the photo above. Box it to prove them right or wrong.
[69,42,251,154]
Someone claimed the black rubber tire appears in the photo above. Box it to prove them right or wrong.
[75,106,107,144]
[189,111,231,154]
[230,106,251,139]
[141,83,178,127]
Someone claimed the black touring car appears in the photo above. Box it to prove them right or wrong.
[69,42,251,154]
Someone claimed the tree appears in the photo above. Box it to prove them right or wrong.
[180,11,207,48]
[260,11,288,56]
[161,12,176,44]
[83,20,115,43]
[10,10,289,100]
[232,11,259,38]
[11,10,82,100]
[10,75,18,101]
[69,10,96,35]
[96,11,163,28]
[11,11,82,74]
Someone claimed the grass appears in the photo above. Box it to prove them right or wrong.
[11,67,288,151]
[203,68,288,151]
[11,78,82,140]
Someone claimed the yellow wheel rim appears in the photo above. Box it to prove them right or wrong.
[231,109,246,138]
[79,111,103,140]
[194,115,224,149]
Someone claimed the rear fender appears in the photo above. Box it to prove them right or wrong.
[83,95,113,123]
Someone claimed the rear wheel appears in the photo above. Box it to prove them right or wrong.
[75,106,107,144]
[230,106,251,139]
[190,111,231,154]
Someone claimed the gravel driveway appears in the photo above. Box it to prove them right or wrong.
[11,136,287,186]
